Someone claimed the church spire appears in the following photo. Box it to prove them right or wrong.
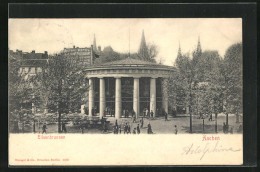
[196,36,202,54]
[93,34,97,51]
[177,41,182,59]
[138,30,149,60]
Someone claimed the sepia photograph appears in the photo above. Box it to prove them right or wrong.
[8,18,244,166]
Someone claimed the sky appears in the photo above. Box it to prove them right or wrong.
[9,18,242,65]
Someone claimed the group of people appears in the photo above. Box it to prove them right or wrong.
[113,119,144,134]
[142,108,154,119]
[223,122,234,134]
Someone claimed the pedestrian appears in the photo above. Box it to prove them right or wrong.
[92,107,95,116]
[42,123,47,134]
[119,126,121,134]
[174,125,178,135]
[147,122,152,134]
[133,128,136,134]
[146,108,149,118]
[113,125,117,134]
[209,114,212,121]
[137,124,140,134]
[237,124,242,133]
[133,113,136,123]
[143,108,146,117]
[140,117,144,128]
[165,112,168,121]
[124,123,127,134]
[128,123,131,134]
[62,122,67,133]
[80,125,84,134]
[150,110,154,119]
[115,119,118,127]
[230,126,233,134]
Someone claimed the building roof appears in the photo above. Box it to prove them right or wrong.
[87,58,175,70]
[20,59,49,67]
[23,53,48,59]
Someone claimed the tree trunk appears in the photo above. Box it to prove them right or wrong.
[226,113,229,131]
[58,79,62,133]
[215,113,218,133]
[189,106,192,133]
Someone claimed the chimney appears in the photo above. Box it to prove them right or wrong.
[98,46,101,52]
[32,50,35,53]
[44,51,48,55]
[73,45,75,49]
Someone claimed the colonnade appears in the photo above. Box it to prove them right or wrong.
[88,77,168,119]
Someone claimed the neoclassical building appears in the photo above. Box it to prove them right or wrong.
[84,58,175,119]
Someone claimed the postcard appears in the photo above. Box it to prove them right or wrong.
[8,18,243,166]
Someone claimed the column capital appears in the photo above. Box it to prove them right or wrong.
[133,76,141,79]
[98,76,105,79]
[114,77,121,79]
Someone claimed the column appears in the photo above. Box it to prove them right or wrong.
[99,77,106,119]
[88,78,94,117]
[162,78,169,114]
[115,77,122,119]
[133,77,140,118]
[150,77,156,117]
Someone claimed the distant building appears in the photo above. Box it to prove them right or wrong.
[16,50,49,77]
[61,35,102,67]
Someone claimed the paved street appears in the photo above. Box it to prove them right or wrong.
[10,114,243,134]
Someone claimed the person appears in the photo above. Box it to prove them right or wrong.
[147,122,152,134]
[165,112,168,121]
[146,108,149,118]
[133,128,136,134]
[230,126,233,134]
[150,110,154,119]
[140,117,144,128]
[62,122,67,133]
[123,109,126,118]
[124,123,127,134]
[137,124,140,134]
[209,114,213,121]
[92,107,95,116]
[237,124,243,133]
[127,123,131,134]
[119,125,121,134]
[115,119,118,127]
[42,123,47,134]
[133,113,136,123]
[113,125,117,134]
[223,122,226,133]
[174,125,178,135]
[143,108,146,117]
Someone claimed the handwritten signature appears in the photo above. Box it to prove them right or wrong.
[182,141,241,160]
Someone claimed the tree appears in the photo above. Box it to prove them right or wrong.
[94,46,123,64]
[221,43,242,125]
[169,53,195,133]
[46,53,88,132]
